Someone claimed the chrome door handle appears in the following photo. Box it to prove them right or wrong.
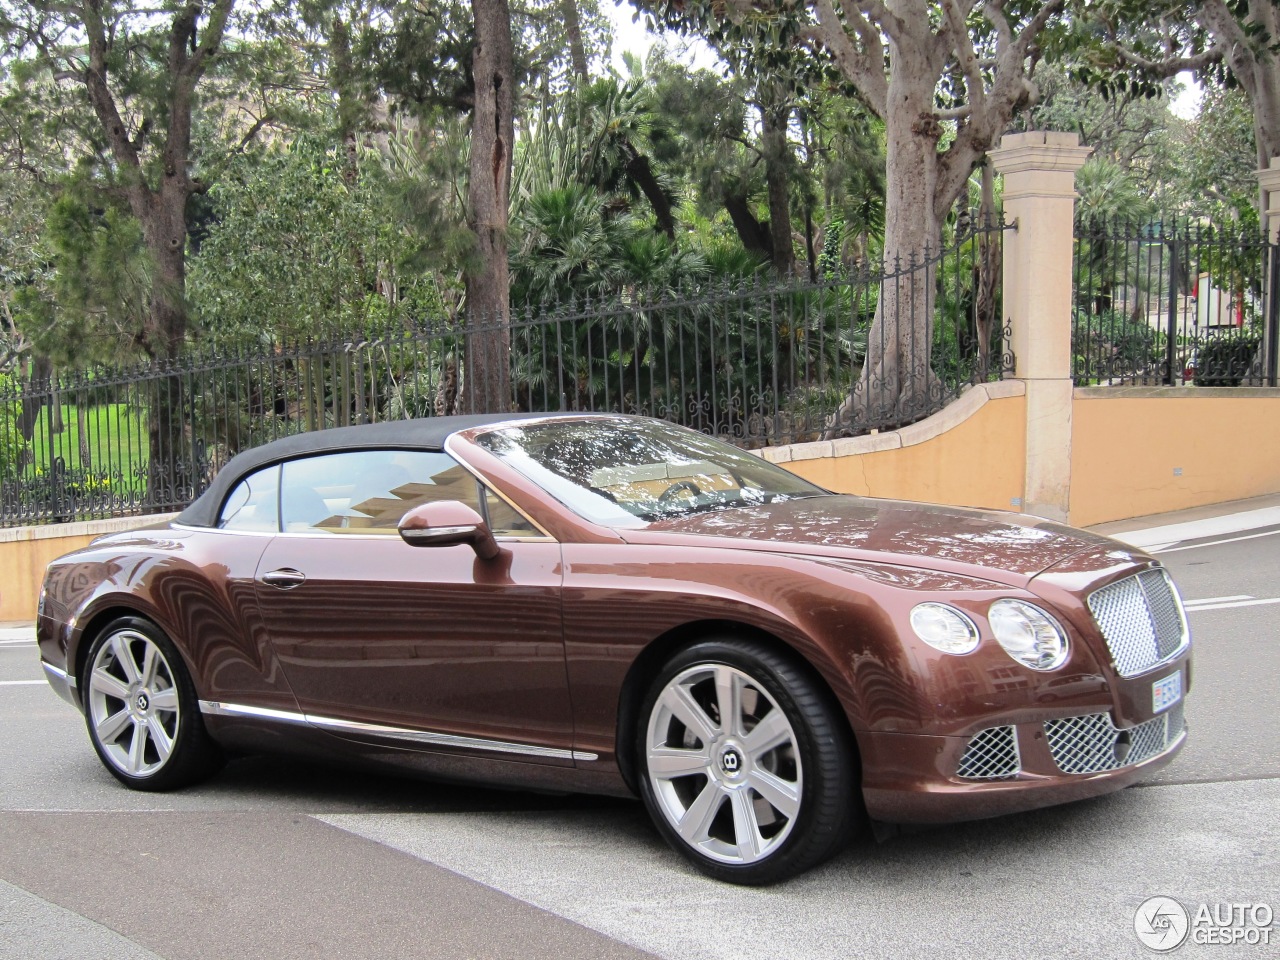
[261,568,307,589]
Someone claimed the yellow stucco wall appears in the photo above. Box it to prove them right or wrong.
[0,515,176,623]
[782,393,1027,512]
[1070,389,1280,527]
[0,532,95,622]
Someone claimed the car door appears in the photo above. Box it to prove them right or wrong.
[252,447,573,763]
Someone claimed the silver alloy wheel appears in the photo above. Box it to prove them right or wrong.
[645,662,803,865]
[87,629,181,778]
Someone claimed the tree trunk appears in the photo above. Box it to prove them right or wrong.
[331,14,361,186]
[761,95,796,276]
[561,0,589,82]
[827,61,943,436]
[466,0,515,414]
[973,159,1000,376]
[19,354,51,443]
[140,182,191,507]
[805,207,818,283]
[141,182,190,360]
[626,152,676,238]
[723,192,772,259]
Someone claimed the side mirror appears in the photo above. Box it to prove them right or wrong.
[397,501,501,560]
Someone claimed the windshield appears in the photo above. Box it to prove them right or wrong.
[474,418,830,527]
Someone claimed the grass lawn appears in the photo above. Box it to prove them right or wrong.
[27,402,149,484]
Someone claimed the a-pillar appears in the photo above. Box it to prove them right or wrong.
[989,131,1092,523]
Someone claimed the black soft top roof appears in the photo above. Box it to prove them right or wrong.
[176,412,582,528]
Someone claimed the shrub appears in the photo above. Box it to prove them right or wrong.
[1193,336,1261,387]
[1072,309,1161,380]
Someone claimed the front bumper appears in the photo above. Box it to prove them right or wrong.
[857,709,1186,823]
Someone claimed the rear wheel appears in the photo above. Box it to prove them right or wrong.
[636,638,861,885]
[82,617,222,791]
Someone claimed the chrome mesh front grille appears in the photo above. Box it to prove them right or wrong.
[956,725,1021,779]
[1139,570,1186,661]
[1044,707,1185,775]
[1087,568,1188,677]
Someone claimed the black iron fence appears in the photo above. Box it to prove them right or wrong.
[1,219,1009,526]
[1073,216,1280,387]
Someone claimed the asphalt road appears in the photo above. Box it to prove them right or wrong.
[1,508,1277,959]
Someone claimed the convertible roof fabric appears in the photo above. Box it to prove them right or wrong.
[176,412,581,528]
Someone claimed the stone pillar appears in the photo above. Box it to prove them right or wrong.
[1258,159,1280,386]
[1258,158,1280,243]
[989,131,1092,523]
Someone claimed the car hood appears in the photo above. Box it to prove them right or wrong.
[619,495,1139,587]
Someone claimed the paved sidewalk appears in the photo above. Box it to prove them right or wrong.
[1089,493,1280,551]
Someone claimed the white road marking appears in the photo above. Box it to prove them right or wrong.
[1153,528,1280,554]
[0,639,37,647]
[1184,597,1280,612]
[0,680,46,686]
[1182,595,1253,607]
[2,809,178,814]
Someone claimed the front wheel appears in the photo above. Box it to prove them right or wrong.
[636,638,861,885]
[82,616,222,791]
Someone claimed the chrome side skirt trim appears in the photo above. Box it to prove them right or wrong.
[198,700,595,761]
[42,661,71,685]
[199,700,309,725]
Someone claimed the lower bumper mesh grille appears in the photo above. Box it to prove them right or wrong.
[956,725,1020,779]
[1044,704,1185,775]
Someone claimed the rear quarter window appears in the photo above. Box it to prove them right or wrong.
[218,465,280,532]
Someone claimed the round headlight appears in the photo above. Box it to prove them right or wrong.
[989,599,1069,670]
[910,603,980,655]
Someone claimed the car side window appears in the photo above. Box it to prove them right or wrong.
[482,485,539,537]
[218,465,280,532]
[279,450,481,534]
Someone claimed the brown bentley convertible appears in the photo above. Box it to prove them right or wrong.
[36,413,1190,884]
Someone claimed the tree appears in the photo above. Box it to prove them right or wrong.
[0,1,237,360]
[577,76,678,237]
[465,0,516,412]
[188,140,446,343]
[637,0,1063,428]
[807,0,1065,428]
[1176,85,1258,212]
[633,11,830,276]
[1,1,247,507]
[1076,1,1280,182]
[1023,61,1183,199]
[361,0,611,411]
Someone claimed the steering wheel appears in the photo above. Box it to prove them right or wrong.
[656,480,702,506]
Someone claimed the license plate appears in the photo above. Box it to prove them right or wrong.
[1153,672,1182,713]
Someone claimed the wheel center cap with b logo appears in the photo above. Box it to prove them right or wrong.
[719,746,744,776]
[135,692,150,713]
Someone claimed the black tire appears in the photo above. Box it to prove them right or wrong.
[635,637,862,885]
[81,616,223,791]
